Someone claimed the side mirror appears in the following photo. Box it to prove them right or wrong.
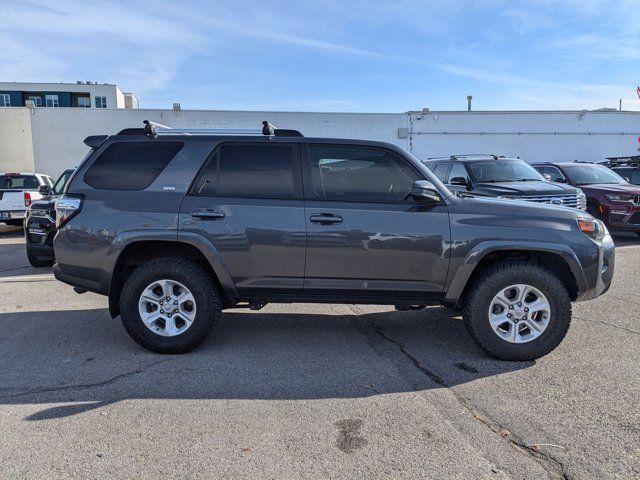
[38,185,51,195]
[411,180,441,203]
[542,174,552,181]
[450,177,471,190]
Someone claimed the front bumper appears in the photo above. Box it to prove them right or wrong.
[578,233,615,301]
[601,203,640,232]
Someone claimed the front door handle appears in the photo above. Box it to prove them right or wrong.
[191,208,225,220]
[310,213,343,225]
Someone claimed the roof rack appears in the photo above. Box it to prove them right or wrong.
[426,154,504,161]
[605,156,640,166]
[142,120,303,138]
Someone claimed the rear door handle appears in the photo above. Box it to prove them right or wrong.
[310,213,343,225]
[191,208,225,220]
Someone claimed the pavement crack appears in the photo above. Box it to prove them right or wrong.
[574,315,639,335]
[366,317,570,480]
[0,357,180,400]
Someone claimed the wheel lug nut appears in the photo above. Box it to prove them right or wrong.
[173,300,178,305]
[174,308,178,313]
[509,305,514,310]
[159,301,163,305]
[517,302,522,307]
[524,307,529,312]
[507,313,512,318]
[166,297,171,301]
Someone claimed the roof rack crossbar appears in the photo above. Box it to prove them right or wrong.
[142,120,303,138]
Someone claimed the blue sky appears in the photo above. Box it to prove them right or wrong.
[1,0,639,111]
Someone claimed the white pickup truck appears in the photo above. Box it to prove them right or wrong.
[0,172,55,226]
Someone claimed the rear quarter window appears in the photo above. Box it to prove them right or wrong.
[83,141,184,190]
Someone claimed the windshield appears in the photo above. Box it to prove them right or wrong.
[563,164,627,185]
[0,175,39,190]
[53,170,73,194]
[468,160,544,182]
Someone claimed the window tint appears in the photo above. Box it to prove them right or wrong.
[431,163,449,181]
[0,175,39,190]
[448,163,469,183]
[308,145,420,202]
[195,144,295,199]
[543,166,566,182]
[84,141,183,190]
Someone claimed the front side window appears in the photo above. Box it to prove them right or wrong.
[53,171,73,194]
[45,95,59,107]
[0,94,10,107]
[542,166,566,182]
[194,144,295,199]
[448,163,470,183]
[562,165,627,186]
[84,141,184,190]
[431,163,449,181]
[468,160,544,183]
[308,145,420,203]
[95,96,107,108]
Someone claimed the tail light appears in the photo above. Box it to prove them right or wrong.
[54,195,83,228]
[24,192,31,207]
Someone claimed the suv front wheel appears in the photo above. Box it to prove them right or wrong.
[463,262,571,360]
[119,257,222,353]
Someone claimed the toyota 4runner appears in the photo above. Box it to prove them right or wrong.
[53,121,615,360]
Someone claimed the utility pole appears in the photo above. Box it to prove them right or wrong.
[467,95,473,111]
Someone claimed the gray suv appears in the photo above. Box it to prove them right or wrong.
[53,121,615,360]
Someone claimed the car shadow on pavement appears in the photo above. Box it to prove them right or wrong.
[0,306,532,420]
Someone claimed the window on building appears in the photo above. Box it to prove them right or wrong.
[95,96,107,108]
[77,96,90,108]
[194,144,295,199]
[27,96,42,107]
[308,145,420,203]
[84,141,184,190]
[0,94,10,107]
[45,95,59,107]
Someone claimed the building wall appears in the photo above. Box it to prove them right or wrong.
[0,82,124,109]
[0,106,638,177]
[408,111,640,162]
[0,108,35,172]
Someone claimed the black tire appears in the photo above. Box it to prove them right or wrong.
[5,220,23,227]
[26,245,54,267]
[463,262,571,361]
[119,256,222,354]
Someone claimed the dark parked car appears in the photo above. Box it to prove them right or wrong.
[532,162,640,236]
[605,156,640,185]
[53,121,614,360]
[423,155,586,210]
[24,168,75,267]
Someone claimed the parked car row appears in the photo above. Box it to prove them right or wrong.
[46,121,614,361]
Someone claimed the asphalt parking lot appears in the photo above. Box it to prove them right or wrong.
[0,225,638,479]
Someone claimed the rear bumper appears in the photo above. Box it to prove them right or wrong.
[53,263,103,294]
[0,210,25,220]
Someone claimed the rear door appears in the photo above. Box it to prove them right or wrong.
[302,143,450,299]
[180,142,306,295]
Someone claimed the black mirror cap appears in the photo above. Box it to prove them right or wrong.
[411,180,441,203]
[38,185,51,195]
[449,177,469,186]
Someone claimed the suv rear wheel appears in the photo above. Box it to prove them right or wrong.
[119,257,221,353]
[463,262,571,360]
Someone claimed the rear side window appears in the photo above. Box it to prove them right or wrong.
[84,141,184,190]
[194,144,295,199]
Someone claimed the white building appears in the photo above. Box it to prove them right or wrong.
[0,81,138,110]
[0,105,638,176]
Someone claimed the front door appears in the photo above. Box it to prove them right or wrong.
[179,142,306,296]
[302,144,450,300]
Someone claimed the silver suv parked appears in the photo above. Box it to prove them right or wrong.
[53,121,614,360]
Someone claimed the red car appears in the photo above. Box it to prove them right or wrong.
[533,162,640,236]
